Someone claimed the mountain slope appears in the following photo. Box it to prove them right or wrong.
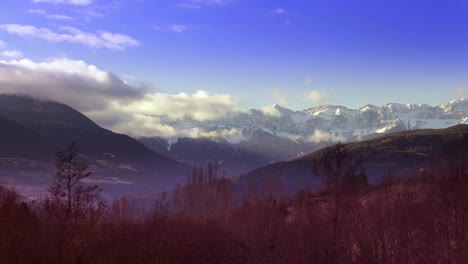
[240,125,468,192]
[0,94,188,187]
[0,116,53,160]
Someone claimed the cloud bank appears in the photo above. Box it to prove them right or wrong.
[0,57,345,142]
[0,57,240,138]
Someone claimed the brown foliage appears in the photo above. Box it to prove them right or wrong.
[1,149,468,263]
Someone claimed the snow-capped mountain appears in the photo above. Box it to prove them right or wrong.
[139,99,468,176]
[150,98,468,145]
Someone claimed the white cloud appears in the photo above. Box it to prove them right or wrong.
[273,8,286,14]
[168,24,189,33]
[154,24,189,33]
[27,9,47,15]
[32,0,92,5]
[0,57,240,138]
[308,130,345,143]
[95,90,240,137]
[28,9,74,21]
[79,9,104,22]
[47,14,75,20]
[4,58,109,82]
[269,89,288,106]
[117,90,238,121]
[260,105,281,117]
[0,40,5,49]
[0,24,140,50]
[304,90,327,104]
[1,50,24,59]
[0,58,142,111]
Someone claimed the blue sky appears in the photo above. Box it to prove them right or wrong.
[0,0,468,110]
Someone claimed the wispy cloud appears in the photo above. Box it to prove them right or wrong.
[0,24,140,50]
[0,40,23,59]
[308,129,345,143]
[273,8,287,14]
[154,24,190,33]
[269,89,288,106]
[28,9,74,21]
[177,0,232,9]
[1,50,24,59]
[260,105,282,117]
[79,8,104,22]
[272,7,291,25]
[32,0,92,5]
[304,90,328,104]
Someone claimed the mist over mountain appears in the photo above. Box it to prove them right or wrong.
[0,94,188,196]
[139,99,468,175]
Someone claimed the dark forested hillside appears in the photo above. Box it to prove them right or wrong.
[241,125,468,192]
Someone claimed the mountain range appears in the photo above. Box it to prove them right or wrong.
[139,99,468,175]
[2,94,468,197]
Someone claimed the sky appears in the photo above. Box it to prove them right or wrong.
[0,0,467,136]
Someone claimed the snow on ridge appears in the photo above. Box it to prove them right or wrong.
[153,99,468,144]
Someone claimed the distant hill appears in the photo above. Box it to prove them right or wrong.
[240,125,468,192]
[139,132,314,177]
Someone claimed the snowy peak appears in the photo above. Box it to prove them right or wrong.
[147,98,468,146]
[359,104,379,112]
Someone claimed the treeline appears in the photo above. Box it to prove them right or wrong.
[0,143,468,263]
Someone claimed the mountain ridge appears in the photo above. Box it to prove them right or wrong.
[146,98,468,145]
[140,98,468,175]
[239,125,468,193]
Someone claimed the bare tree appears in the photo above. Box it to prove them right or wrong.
[312,142,367,263]
[48,141,106,262]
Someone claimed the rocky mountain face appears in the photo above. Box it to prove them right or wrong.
[140,99,468,175]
